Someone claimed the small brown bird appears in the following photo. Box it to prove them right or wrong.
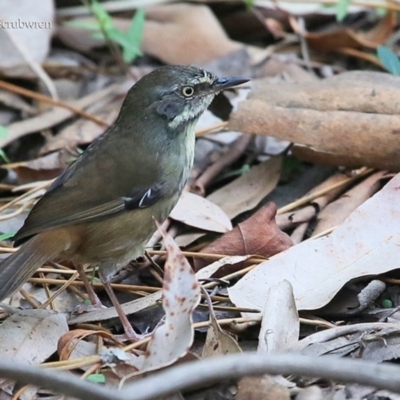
[0,65,248,339]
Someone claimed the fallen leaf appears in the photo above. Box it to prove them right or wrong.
[141,225,201,371]
[0,309,68,366]
[290,12,396,52]
[0,84,119,148]
[58,4,243,65]
[312,171,386,236]
[237,376,290,400]
[229,172,400,312]
[143,4,243,65]
[194,203,293,272]
[258,280,299,354]
[276,171,354,231]
[57,329,120,361]
[229,71,400,170]
[207,156,282,220]
[4,150,72,184]
[171,191,232,233]
[202,290,241,358]
[41,97,122,153]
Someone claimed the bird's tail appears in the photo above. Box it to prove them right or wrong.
[0,231,64,301]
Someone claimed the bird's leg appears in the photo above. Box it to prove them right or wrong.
[74,263,105,312]
[98,264,143,342]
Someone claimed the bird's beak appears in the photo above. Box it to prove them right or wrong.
[211,77,249,93]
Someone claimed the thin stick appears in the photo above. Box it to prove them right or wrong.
[121,353,400,399]
[0,80,108,126]
[196,121,228,137]
[277,167,373,214]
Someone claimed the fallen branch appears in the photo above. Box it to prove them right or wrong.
[122,352,400,399]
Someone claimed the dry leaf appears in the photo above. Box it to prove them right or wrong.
[143,4,242,65]
[142,225,200,371]
[4,151,72,184]
[230,71,400,170]
[171,191,232,233]
[194,203,293,272]
[290,12,396,52]
[258,280,299,353]
[312,171,386,236]
[229,172,400,312]
[237,376,290,400]
[58,4,243,65]
[276,171,353,230]
[202,290,241,358]
[41,98,121,153]
[0,309,68,365]
[207,156,282,220]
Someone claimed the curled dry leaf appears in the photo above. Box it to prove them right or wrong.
[171,191,232,233]
[229,71,400,171]
[312,171,386,236]
[290,12,395,52]
[57,329,120,361]
[141,224,201,371]
[229,172,400,312]
[194,202,293,272]
[276,171,355,231]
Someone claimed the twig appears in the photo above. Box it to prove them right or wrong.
[0,84,120,148]
[277,167,373,214]
[0,80,108,127]
[193,134,253,195]
[0,361,116,400]
[196,121,228,137]
[2,27,58,100]
[122,353,400,399]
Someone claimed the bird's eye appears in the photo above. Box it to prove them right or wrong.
[182,86,194,97]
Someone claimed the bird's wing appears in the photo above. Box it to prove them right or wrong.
[14,137,165,244]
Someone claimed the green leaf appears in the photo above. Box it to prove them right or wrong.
[91,0,114,32]
[109,30,141,60]
[244,0,255,10]
[377,45,400,75]
[123,9,145,62]
[86,374,105,384]
[0,149,10,163]
[0,125,8,139]
[0,232,15,241]
[336,0,351,21]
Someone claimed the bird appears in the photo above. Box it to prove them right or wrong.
[0,65,248,340]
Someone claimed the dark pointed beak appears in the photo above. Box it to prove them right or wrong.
[212,77,249,93]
